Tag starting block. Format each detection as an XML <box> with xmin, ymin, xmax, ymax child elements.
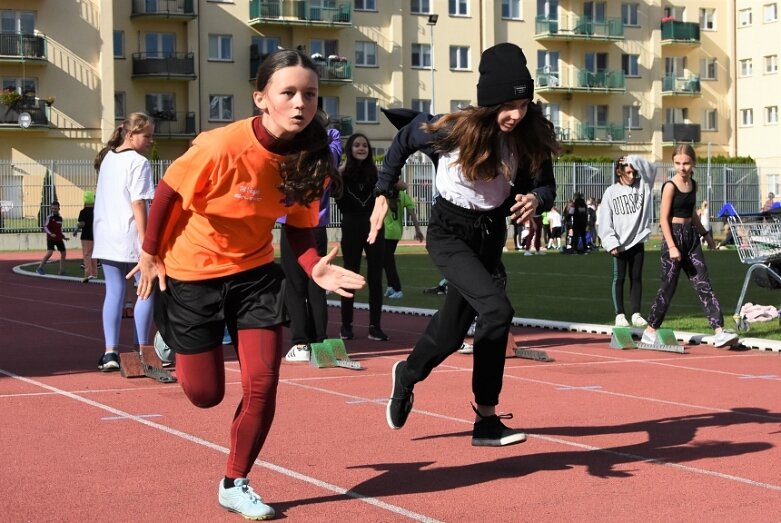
<box><xmin>609</xmin><ymin>327</ymin><xmax>637</xmax><ymax>350</ymax></box>
<box><xmin>120</xmin><ymin>345</ymin><xmax>177</xmax><ymax>383</ymax></box>
<box><xmin>610</xmin><ymin>327</ymin><xmax>685</xmax><ymax>353</ymax></box>
<box><xmin>310</xmin><ymin>339</ymin><xmax>362</xmax><ymax>370</ymax></box>
<box><xmin>505</xmin><ymin>336</ymin><xmax>552</xmax><ymax>362</ymax></box>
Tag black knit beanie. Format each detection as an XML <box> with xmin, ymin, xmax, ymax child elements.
<box><xmin>477</xmin><ymin>43</ymin><xmax>534</xmax><ymax>107</ymax></box>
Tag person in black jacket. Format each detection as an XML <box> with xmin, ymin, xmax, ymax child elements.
<box><xmin>368</xmin><ymin>43</ymin><xmax>558</xmax><ymax>447</ymax></box>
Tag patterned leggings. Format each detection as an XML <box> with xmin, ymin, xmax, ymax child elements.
<box><xmin>647</xmin><ymin>222</ymin><xmax>724</xmax><ymax>329</ymax></box>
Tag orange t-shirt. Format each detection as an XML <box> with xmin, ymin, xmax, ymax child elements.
<box><xmin>160</xmin><ymin>118</ymin><xmax>318</xmax><ymax>281</ymax></box>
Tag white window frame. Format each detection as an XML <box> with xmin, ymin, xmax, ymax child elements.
<box><xmin>768</xmin><ymin>174</ymin><xmax>780</xmax><ymax>196</ymax></box>
<box><xmin>356</xmin><ymin>97</ymin><xmax>378</xmax><ymax>123</ymax></box>
<box><xmin>702</xmin><ymin>109</ymin><xmax>717</xmax><ymax>131</ymax></box>
<box><xmin>586</xmin><ymin>104</ymin><xmax>608</xmax><ymax>127</ymax></box>
<box><xmin>501</xmin><ymin>0</ymin><xmax>522</xmax><ymax>20</ymax></box>
<box><xmin>700</xmin><ymin>58</ymin><xmax>717</xmax><ymax>80</ymax></box>
<box><xmin>411</xmin><ymin>43</ymin><xmax>432</xmax><ymax>68</ymax></box>
<box><xmin>623</xmin><ymin>104</ymin><xmax>640</xmax><ymax>129</ymax></box>
<box><xmin>208</xmin><ymin>95</ymin><xmax>233</xmax><ymax>122</ymax></box>
<box><xmin>355</xmin><ymin>41</ymin><xmax>377</xmax><ymax>67</ymax></box>
<box><xmin>540</xmin><ymin>102</ymin><xmax>561</xmax><ymax>128</ymax></box>
<box><xmin>766</xmin><ymin>106</ymin><xmax>779</xmax><ymax>124</ymax></box>
<box><xmin>354</xmin><ymin>0</ymin><xmax>377</xmax><ymax>10</ymax></box>
<box><xmin>739</xmin><ymin>8</ymin><xmax>753</xmax><ymax>27</ymax></box>
<box><xmin>764</xmin><ymin>3</ymin><xmax>778</xmax><ymax>22</ymax></box>
<box><xmin>449</xmin><ymin>46</ymin><xmax>469</xmax><ymax>70</ymax></box>
<box><xmin>411</xmin><ymin>0</ymin><xmax>431</xmax><ymax>15</ymax></box>
<box><xmin>321</xmin><ymin>96</ymin><xmax>339</xmax><ymax>120</ymax></box>
<box><xmin>740</xmin><ymin>108</ymin><xmax>754</xmax><ymax>127</ymax></box>
<box><xmin>699</xmin><ymin>8</ymin><xmax>716</xmax><ymax>30</ymax></box>
<box><xmin>766</xmin><ymin>55</ymin><xmax>779</xmax><ymax>74</ymax></box>
<box><xmin>449</xmin><ymin>0</ymin><xmax>468</xmax><ymax>17</ymax></box>
<box><xmin>621</xmin><ymin>3</ymin><xmax>639</xmax><ymax>26</ymax></box>
<box><xmin>208</xmin><ymin>34</ymin><xmax>232</xmax><ymax>61</ymax></box>
<box><xmin>622</xmin><ymin>54</ymin><xmax>640</xmax><ymax>77</ymax></box>
<box><xmin>740</xmin><ymin>58</ymin><xmax>753</xmax><ymax>77</ymax></box>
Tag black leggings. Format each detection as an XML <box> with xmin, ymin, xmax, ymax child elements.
<box><xmin>340</xmin><ymin>212</ymin><xmax>384</xmax><ymax>328</ymax></box>
<box><xmin>611</xmin><ymin>242</ymin><xmax>645</xmax><ymax>316</ymax></box>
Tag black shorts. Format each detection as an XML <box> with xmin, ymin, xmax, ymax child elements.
<box><xmin>155</xmin><ymin>262</ymin><xmax>287</xmax><ymax>355</ymax></box>
<box><xmin>47</xmin><ymin>239</ymin><xmax>66</xmax><ymax>252</ymax></box>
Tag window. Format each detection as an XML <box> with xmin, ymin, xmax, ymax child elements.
<box><xmin>449</xmin><ymin>46</ymin><xmax>469</xmax><ymax>70</ymax></box>
<box><xmin>700</xmin><ymin>58</ymin><xmax>717</xmax><ymax>80</ymax></box>
<box><xmin>209</xmin><ymin>95</ymin><xmax>233</xmax><ymax>121</ymax></box>
<box><xmin>114</xmin><ymin>92</ymin><xmax>126</xmax><ymax>120</ymax></box>
<box><xmin>113</xmin><ymin>31</ymin><xmax>124</xmax><ymax>59</ymax></box>
<box><xmin>310</xmin><ymin>39</ymin><xmax>338</xmax><ymax>58</ymax></box>
<box><xmin>537</xmin><ymin>50</ymin><xmax>560</xmax><ymax>86</ymax></box>
<box><xmin>411</xmin><ymin>0</ymin><xmax>431</xmax><ymax>15</ymax></box>
<box><xmin>412</xmin><ymin>99</ymin><xmax>432</xmax><ymax>113</ymax></box>
<box><xmin>2</xmin><ymin>77</ymin><xmax>36</xmax><ymax>96</ymax></box>
<box><xmin>766</xmin><ymin>55</ymin><xmax>779</xmax><ymax>74</ymax></box>
<box><xmin>621</xmin><ymin>3</ymin><xmax>639</xmax><ymax>26</ymax></box>
<box><xmin>700</xmin><ymin>8</ymin><xmax>716</xmax><ymax>30</ymax></box>
<box><xmin>584</xmin><ymin>2</ymin><xmax>606</xmax><ymax>22</ymax></box>
<box><xmin>355</xmin><ymin>41</ymin><xmax>377</xmax><ymax>67</ymax></box>
<box><xmin>145</xmin><ymin>32</ymin><xmax>176</xmax><ymax>57</ymax></box>
<box><xmin>768</xmin><ymin>174</ymin><xmax>780</xmax><ymax>196</ymax></box>
<box><xmin>411</xmin><ymin>43</ymin><xmax>432</xmax><ymax>68</ymax></box>
<box><xmin>208</xmin><ymin>34</ymin><xmax>232</xmax><ymax>61</ymax></box>
<box><xmin>251</xmin><ymin>36</ymin><xmax>280</xmax><ymax>60</ymax></box>
<box><xmin>540</xmin><ymin>102</ymin><xmax>561</xmax><ymax>127</ymax></box>
<box><xmin>767</xmin><ymin>106</ymin><xmax>779</xmax><ymax>124</ymax></box>
<box><xmin>702</xmin><ymin>109</ymin><xmax>717</xmax><ymax>131</ymax></box>
<box><xmin>740</xmin><ymin>58</ymin><xmax>753</xmax><ymax>77</ymax></box>
<box><xmin>449</xmin><ymin>0</ymin><xmax>468</xmax><ymax>16</ymax></box>
<box><xmin>623</xmin><ymin>105</ymin><xmax>640</xmax><ymax>129</ymax></box>
<box><xmin>354</xmin><ymin>0</ymin><xmax>377</xmax><ymax>10</ymax></box>
<box><xmin>740</xmin><ymin>108</ymin><xmax>754</xmax><ymax>126</ymax></box>
<box><xmin>356</xmin><ymin>97</ymin><xmax>378</xmax><ymax>123</ymax></box>
<box><xmin>765</xmin><ymin>3</ymin><xmax>778</xmax><ymax>22</ymax></box>
<box><xmin>665</xmin><ymin>56</ymin><xmax>687</xmax><ymax>76</ymax></box>
<box><xmin>665</xmin><ymin>107</ymin><xmax>688</xmax><ymax>124</ymax></box>
<box><xmin>621</xmin><ymin>54</ymin><xmax>640</xmax><ymax>77</ymax></box>
<box><xmin>586</xmin><ymin>104</ymin><xmax>608</xmax><ymax>126</ymax></box>
<box><xmin>537</xmin><ymin>0</ymin><xmax>558</xmax><ymax>19</ymax></box>
<box><xmin>0</xmin><ymin>10</ymin><xmax>35</xmax><ymax>33</ymax></box>
<box><xmin>585</xmin><ymin>52</ymin><xmax>608</xmax><ymax>73</ymax></box>
<box><xmin>146</xmin><ymin>92</ymin><xmax>176</xmax><ymax>120</ymax></box>
<box><xmin>320</xmin><ymin>96</ymin><xmax>339</xmax><ymax>120</ymax></box>
<box><xmin>450</xmin><ymin>99</ymin><xmax>471</xmax><ymax>111</ymax></box>
<box><xmin>501</xmin><ymin>0</ymin><xmax>521</xmax><ymax>19</ymax></box>
<box><xmin>739</xmin><ymin>8</ymin><xmax>752</xmax><ymax>26</ymax></box>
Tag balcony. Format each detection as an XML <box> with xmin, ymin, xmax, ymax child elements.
<box><xmin>314</xmin><ymin>58</ymin><xmax>352</xmax><ymax>83</ymax></box>
<box><xmin>248</xmin><ymin>1</ymin><xmax>352</xmax><ymax>28</ymax></box>
<box><xmin>329</xmin><ymin>115</ymin><xmax>352</xmax><ymax>136</ymax></box>
<box><xmin>0</xmin><ymin>32</ymin><xmax>47</xmax><ymax>63</ymax></box>
<box><xmin>132</xmin><ymin>52</ymin><xmax>196</xmax><ymax>80</ymax></box>
<box><xmin>556</xmin><ymin>123</ymin><xmax>626</xmax><ymax>144</ymax></box>
<box><xmin>131</xmin><ymin>0</ymin><xmax>197</xmax><ymax>20</ymax></box>
<box><xmin>0</xmin><ymin>97</ymin><xmax>51</xmax><ymax>128</ymax></box>
<box><xmin>661</xmin><ymin>21</ymin><xmax>700</xmax><ymax>45</ymax></box>
<box><xmin>662</xmin><ymin>75</ymin><xmax>701</xmax><ymax>96</ymax></box>
<box><xmin>662</xmin><ymin>123</ymin><xmax>701</xmax><ymax>143</ymax></box>
<box><xmin>151</xmin><ymin>111</ymin><xmax>196</xmax><ymax>138</ymax></box>
<box><xmin>536</xmin><ymin>66</ymin><xmax>625</xmax><ymax>94</ymax></box>
<box><xmin>534</xmin><ymin>15</ymin><xmax>624</xmax><ymax>41</ymax></box>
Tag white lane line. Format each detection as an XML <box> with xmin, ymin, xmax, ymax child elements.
<box><xmin>0</xmin><ymin>367</ymin><xmax>441</xmax><ymax>523</ymax></box>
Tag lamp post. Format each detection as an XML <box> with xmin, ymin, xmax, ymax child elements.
<box><xmin>427</xmin><ymin>14</ymin><xmax>438</xmax><ymax>114</ymax></box>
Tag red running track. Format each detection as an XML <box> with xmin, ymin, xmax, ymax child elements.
<box><xmin>1</xmin><ymin>254</ymin><xmax>781</xmax><ymax>522</ymax></box>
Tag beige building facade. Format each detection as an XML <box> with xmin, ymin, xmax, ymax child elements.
<box><xmin>0</xmin><ymin>0</ymin><xmax>776</xmax><ymax>174</ymax></box>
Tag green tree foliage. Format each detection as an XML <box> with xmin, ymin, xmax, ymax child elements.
<box><xmin>37</xmin><ymin>169</ymin><xmax>59</xmax><ymax>227</ymax></box>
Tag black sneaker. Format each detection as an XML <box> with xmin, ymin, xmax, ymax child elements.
<box><xmin>471</xmin><ymin>405</ymin><xmax>527</xmax><ymax>447</ymax></box>
<box><xmin>386</xmin><ymin>361</ymin><xmax>414</xmax><ymax>429</ymax></box>
<box><xmin>98</xmin><ymin>352</ymin><xmax>120</xmax><ymax>372</ymax></box>
<box><xmin>368</xmin><ymin>325</ymin><xmax>389</xmax><ymax>341</ymax></box>
<box><xmin>340</xmin><ymin>325</ymin><xmax>354</xmax><ymax>340</ymax></box>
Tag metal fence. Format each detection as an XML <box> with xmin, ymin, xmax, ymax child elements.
<box><xmin>0</xmin><ymin>158</ymin><xmax>762</xmax><ymax>233</ymax></box>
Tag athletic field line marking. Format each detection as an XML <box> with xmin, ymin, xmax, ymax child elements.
<box><xmin>0</xmin><ymin>368</ymin><xmax>441</xmax><ymax>523</ymax></box>
<box><xmin>284</xmin><ymin>380</ymin><xmax>781</xmax><ymax>492</ymax></box>
<box><xmin>102</xmin><ymin>414</ymin><xmax>162</xmax><ymax>420</ymax></box>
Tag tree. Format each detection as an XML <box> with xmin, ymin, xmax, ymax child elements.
<box><xmin>37</xmin><ymin>169</ymin><xmax>59</xmax><ymax>228</ymax></box>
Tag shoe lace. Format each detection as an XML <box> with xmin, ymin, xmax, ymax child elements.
<box><xmin>239</xmin><ymin>483</ymin><xmax>264</xmax><ymax>504</ymax></box>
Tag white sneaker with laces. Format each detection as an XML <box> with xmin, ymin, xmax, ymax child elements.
<box><xmin>640</xmin><ymin>330</ymin><xmax>657</xmax><ymax>345</ymax></box>
<box><xmin>456</xmin><ymin>342</ymin><xmax>474</xmax><ymax>354</ymax></box>
<box><xmin>631</xmin><ymin>313</ymin><xmax>648</xmax><ymax>327</ymax></box>
<box><xmin>218</xmin><ymin>478</ymin><xmax>275</xmax><ymax>520</ymax></box>
<box><xmin>615</xmin><ymin>314</ymin><xmax>630</xmax><ymax>327</ymax></box>
<box><xmin>713</xmin><ymin>330</ymin><xmax>739</xmax><ymax>348</ymax></box>
<box><xmin>285</xmin><ymin>344</ymin><xmax>311</xmax><ymax>362</ymax></box>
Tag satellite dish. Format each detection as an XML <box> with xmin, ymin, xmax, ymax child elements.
<box><xmin>18</xmin><ymin>112</ymin><xmax>32</xmax><ymax>128</ymax></box>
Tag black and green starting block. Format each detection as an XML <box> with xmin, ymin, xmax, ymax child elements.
<box><xmin>610</xmin><ymin>327</ymin><xmax>685</xmax><ymax>354</ymax></box>
<box><xmin>309</xmin><ymin>339</ymin><xmax>362</xmax><ymax>370</ymax></box>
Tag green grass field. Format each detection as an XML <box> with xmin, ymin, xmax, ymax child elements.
<box><xmin>30</xmin><ymin>243</ymin><xmax>781</xmax><ymax>340</ymax></box>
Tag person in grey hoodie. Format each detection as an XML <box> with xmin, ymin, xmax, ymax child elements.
<box><xmin>597</xmin><ymin>155</ymin><xmax>657</xmax><ymax>328</ymax></box>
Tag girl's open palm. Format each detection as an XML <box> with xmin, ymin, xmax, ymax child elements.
<box><xmin>312</xmin><ymin>247</ymin><xmax>366</xmax><ymax>297</ymax></box>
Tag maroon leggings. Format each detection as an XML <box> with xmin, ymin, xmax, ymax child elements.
<box><xmin>176</xmin><ymin>327</ymin><xmax>283</xmax><ymax>479</ymax></box>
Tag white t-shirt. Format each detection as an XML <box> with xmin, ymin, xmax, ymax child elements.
<box><xmin>92</xmin><ymin>149</ymin><xmax>156</xmax><ymax>262</ymax></box>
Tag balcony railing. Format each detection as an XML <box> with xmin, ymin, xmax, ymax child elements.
<box><xmin>131</xmin><ymin>0</ymin><xmax>197</xmax><ymax>19</ymax></box>
<box><xmin>132</xmin><ymin>52</ymin><xmax>196</xmax><ymax>79</ymax></box>
<box><xmin>662</xmin><ymin>123</ymin><xmax>701</xmax><ymax>143</ymax></box>
<box><xmin>0</xmin><ymin>97</ymin><xmax>50</xmax><ymax>127</ymax></box>
<box><xmin>556</xmin><ymin>123</ymin><xmax>626</xmax><ymax>143</ymax></box>
<box><xmin>534</xmin><ymin>15</ymin><xmax>624</xmax><ymax>40</ymax></box>
<box><xmin>151</xmin><ymin>111</ymin><xmax>196</xmax><ymax>137</ymax></box>
<box><xmin>315</xmin><ymin>59</ymin><xmax>352</xmax><ymax>82</ymax></box>
<box><xmin>662</xmin><ymin>75</ymin><xmax>701</xmax><ymax>96</ymax></box>
<box><xmin>0</xmin><ymin>32</ymin><xmax>46</xmax><ymax>61</ymax></box>
<box><xmin>249</xmin><ymin>1</ymin><xmax>352</xmax><ymax>26</ymax></box>
<box><xmin>329</xmin><ymin>115</ymin><xmax>352</xmax><ymax>136</ymax></box>
<box><xmin>661</xmin><ymin>21</ymin><xmax>700</xmax><ymax>44</ymax></box>
<box><xmin>535</xmin><ymin>66</ymin><xmax>625</xmax><ymax>93</ymax></box>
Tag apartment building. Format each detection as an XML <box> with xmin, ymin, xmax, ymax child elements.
<box><xmin>0</xmin><ymin>0</ymin><xmax>776</xmax><ymax>171</ymax></box>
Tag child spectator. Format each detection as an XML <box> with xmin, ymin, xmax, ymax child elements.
<box><xmin>383</xmin><ymin>179</ymin><xmax>424</xmax><ymax>299</ymax></box>
<box><xmin>35</xmin><ymin>201</ymin><xmax>67</xmax><ymax>275</ymax></box>
<box><xmin>74</xmin><ymin>191</ymin><xmax>97</xmax><ymax>282</ymax></box>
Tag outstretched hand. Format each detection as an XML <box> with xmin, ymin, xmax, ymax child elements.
<box><xmin>127</xmin><ymin>250</ymin><xmax>167</xmax><ymax>299</ymax></box>
<box><xmin>509</xmin><ymin>193</ymin><xmax>539</xmax><ymax>224</ymax></box>
<box><xmin>368</xmin><ymin>195</ymin><xmax>388</xmax><ymax>244</ymax></box>
<box><xmin>312</xmin><ymin>247</ymin><xmax>365</xmax><ymax>297</ymax></box>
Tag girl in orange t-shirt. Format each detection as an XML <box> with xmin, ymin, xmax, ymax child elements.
<box><xmin>132</xmin><ymin>50</ymin><xmax>364</xmax><ymax>520</ymax></box>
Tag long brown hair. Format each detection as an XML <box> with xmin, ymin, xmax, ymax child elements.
<box><xmin>671</xmin><ymin>143</ymin><xmax>697</xmax><ymax>164</ymax></box>
<box><xmin>341</xmin><ymin>133</ymin><xmax>377</xmax><ymax>186</ymax></box>
<box><xmin>94</xmin><ymin>112</ymin><xmax>153</xmax><ymax>171</ymax></box>
<box><xmin>256</xmin><ymin>49</ymin><xmax>340</xmax><ymax>205</ymax></box>
<box><xmin>423</xmin><ymin>101</ymin><xmax>558</xmax><ymax>182</ymax></box>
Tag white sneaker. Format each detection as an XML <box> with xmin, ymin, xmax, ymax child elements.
<box><xmin>153</xmin><ymin>331</ymin><xmax>175</xmax><ymax>366</ymax></box>
<box><xmin>615</xmin><ymin>314</ymin><xmax>630</xmax><ymax>327</ymax></box>
<box><xmin>631</xmin><ymin>313</ymin><xmax>648</xmax><ymax>327</ymax></box>
<box><xmin>456</xmin><ymin>342</ymin><xmax>474</xmax><ymax>354</ymax></box>
<box><xmin>640</xmin><ymin>330</ymin><xmax>657</xmax><ymax>345</ymax></box>
<box><xmin>384</xmin><ymin>286</ymin><xmax>395</xmax><ymax>297</ymax></box>
<box><xmin>218</xmin><ymin>478</ymin><xmax>275</xmax><ymax>520</ymax></box>
<box><xmin>713</xmin><ymin>330</ymin><xmax>739</xmax><ymax>348</ymax></box>
<box><xmin>388</xmin><ymin>290</ymin><xmax>404</xmax><ymax>299</ymax></box>
<box><xmin>285</xmin><ymin>344</ymin><xmax>311</xmax><ymax>362</ymax></box>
